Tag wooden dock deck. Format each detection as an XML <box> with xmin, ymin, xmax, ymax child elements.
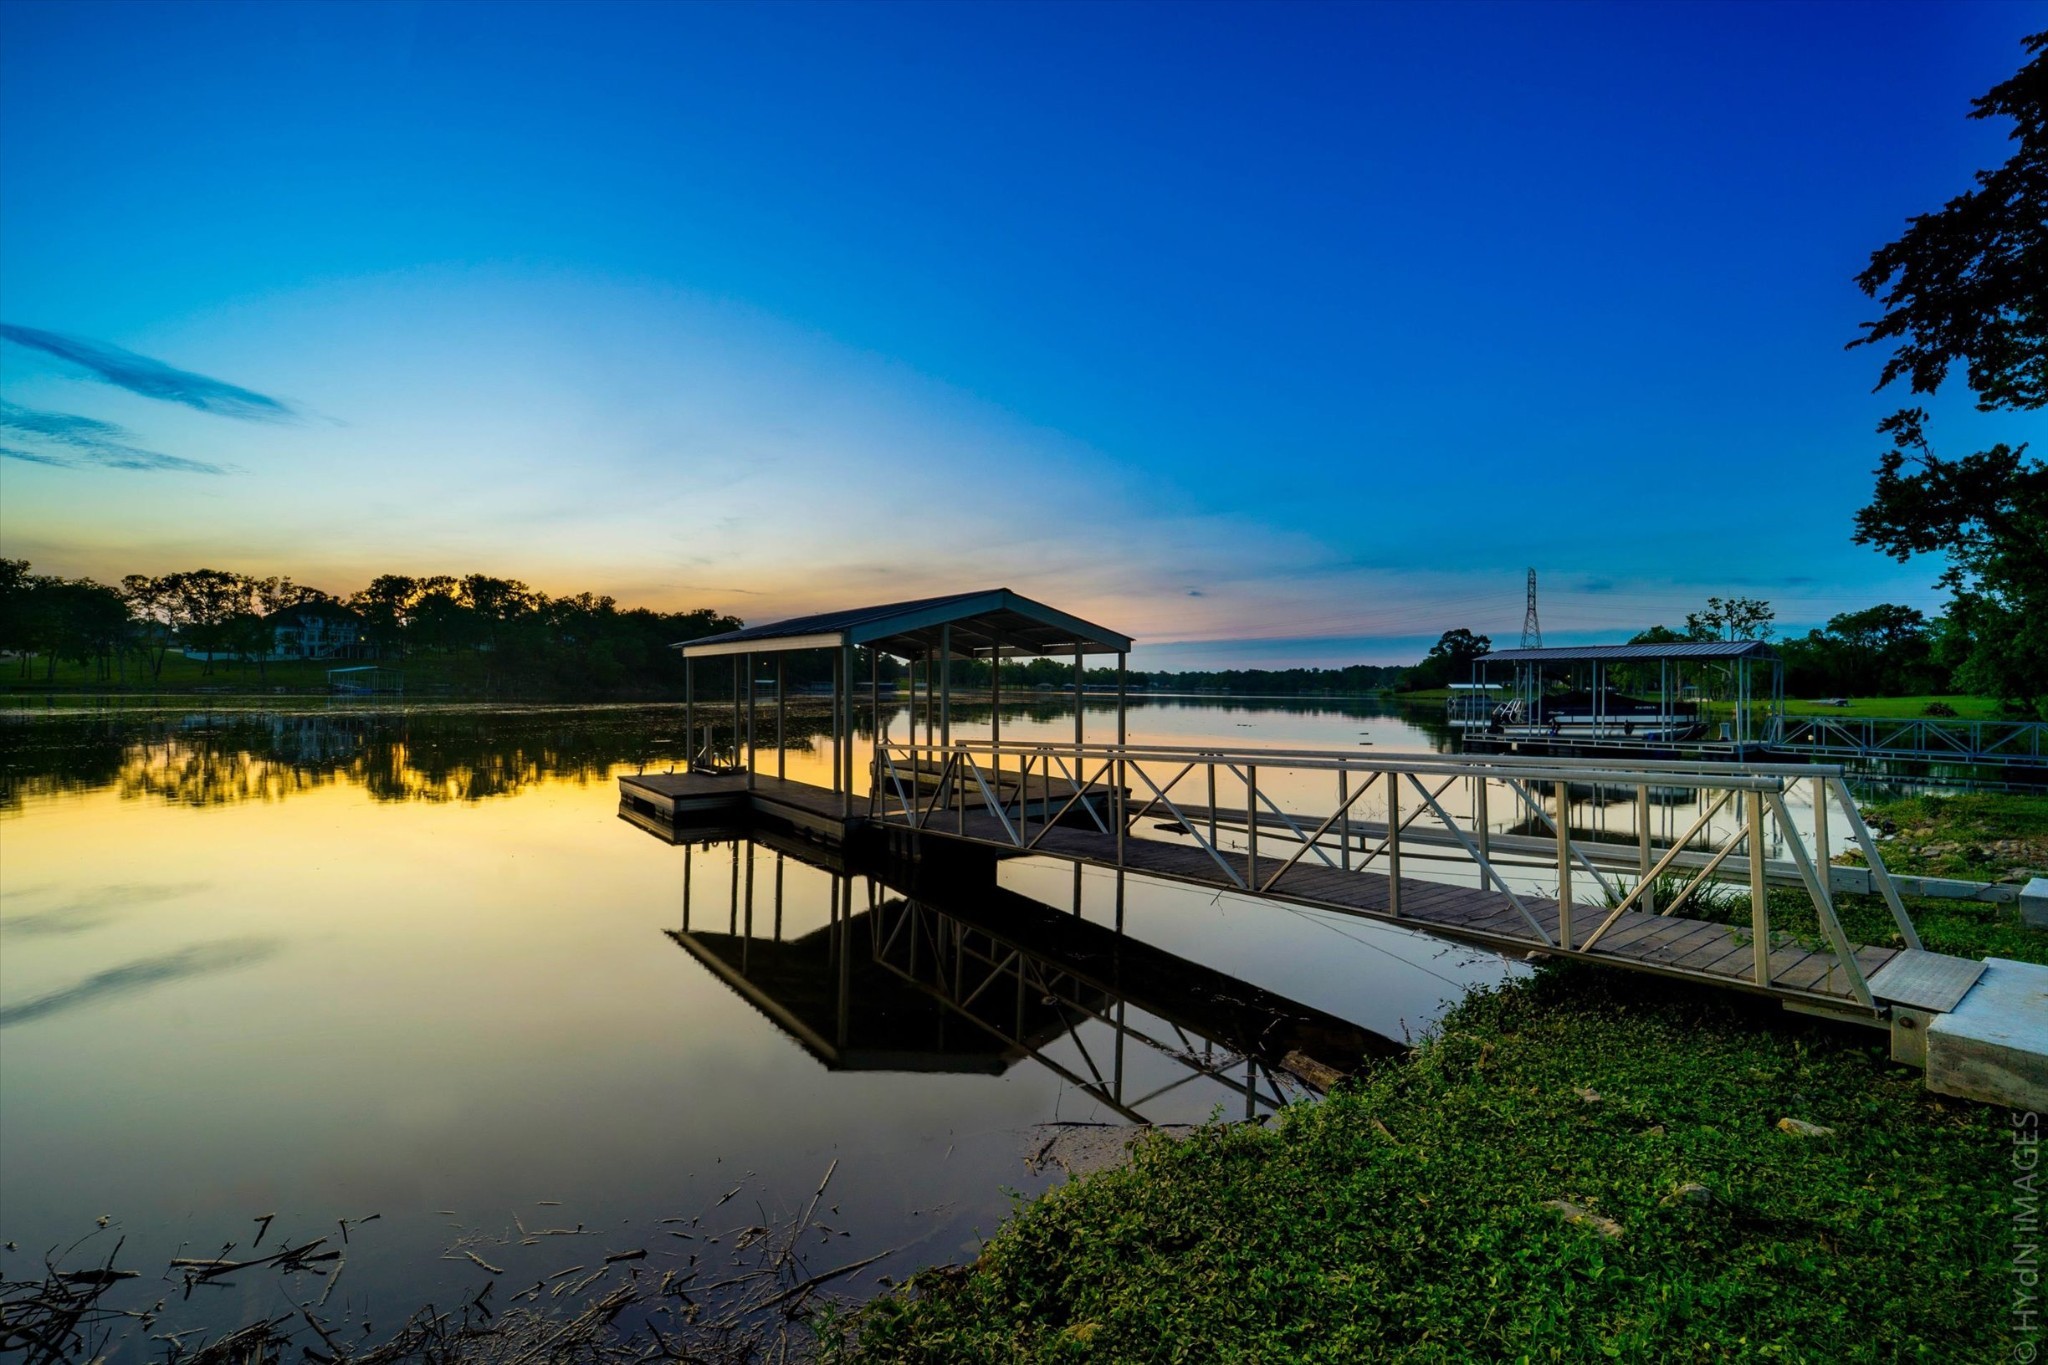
<box><xmin>621</xmin><ymin>769</ymin><xmax>1980</xmax><ymax>1020</ymax></box>
<box><xmin>934</xmin><ymin>806</ymin><xmax>1906</xmax><ymax>1011</ymax></box>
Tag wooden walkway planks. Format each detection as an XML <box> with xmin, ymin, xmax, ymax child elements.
<box><xmin>929</xmin><ymin>806</ymin><xmax>1900</xmax><ymax>1008</ymax></box>
<box><xmin>621</xmin><ymin>770</ymin><xmax>1917</xmax><ymax>1013</ymax></box>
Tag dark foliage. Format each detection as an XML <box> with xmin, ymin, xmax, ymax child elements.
<box><xmin>1851</xmin><ymin>30</ymin><xmax>2046</xmax><ymax>410</ymax></box>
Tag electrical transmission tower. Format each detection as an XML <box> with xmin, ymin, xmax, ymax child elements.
<box><xmin>1521</xmin><ymin>569</ymin><xmax>1543</xmax><ymax>649</ymax></box>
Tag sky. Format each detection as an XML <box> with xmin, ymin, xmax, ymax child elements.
<box><xmin>0</xmin><ymin>0</ymin><xmax>2040</xmax><ymax>668</ymax></box>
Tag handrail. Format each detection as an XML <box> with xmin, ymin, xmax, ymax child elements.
<box><xmin>913</xmin><ymin>736</ymin><xmax>1846</xmax><ymax>775</ymax></box>
<box><xmin>880</xmin><ymin>739</ymin><xmax>1799</xmax><ymax>791</ymax></box>
<box><xmin>864</xmin><ymin>736</ymin><xmax>1911</xmax><ymax>1014</ymax></box>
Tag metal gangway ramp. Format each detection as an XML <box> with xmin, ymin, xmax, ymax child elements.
<box><xmin>872</xmin><ymin>739</ymin><xmax>1986</xmax><ymax>1030</ymax></box>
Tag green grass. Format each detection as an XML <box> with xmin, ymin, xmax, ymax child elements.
<box><xmin>1779</xmin><ymin>694</ymin><xmax>2010</xmax><ymax>720</ymax></box>
<box><xmin>1396</xmin><ymin>691</ymin><xmax>2008</xmax><ymax>719</ymax></box>
<box><xmin>3</xmin><ymin>651</ymin><xmax>374</xmax><ymax>693</ymax></box>
<box><xmin>1641</xmin><ymin>792</ymin><xmax>2047</xmax><ymax>961</ymax></box>
<box><xmin>1</xmin><ymin>651</ymin><xmax>480</xmax><ymax>696</ymax></box>
<box><xmin>1691</xmin><ymin>886</ymin><xmax>2048</xmax><ymax>965</ymax></box>
<box><xmin>827</xmin><ymin>968</ymin><xmax>2016</xmax><ymax>1364</ymax></box>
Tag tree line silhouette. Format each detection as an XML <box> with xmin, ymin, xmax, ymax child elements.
<box><xmin>0</xmin><ymin>561</ymin><xmax>741</xmax><ymax>697</ymax></box>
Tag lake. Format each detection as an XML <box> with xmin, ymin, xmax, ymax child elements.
<box><xmin>1</xmin><ymin>695</ymin><xmax>1529</xmax><ymax>1351</ymax></box>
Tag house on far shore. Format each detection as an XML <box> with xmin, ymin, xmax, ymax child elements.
<box><xmin>268</xmin><ymin>600</ymin><xmax>369</xmax><ymax>660</ymax></box>
<box><xmin>183</xmin><ymin>599</ymin><xmax>372</xmax><ymax>662</ymax></box>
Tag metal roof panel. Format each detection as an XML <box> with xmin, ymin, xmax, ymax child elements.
<box><xmin>675</xmin><ymin>588</ymin><xmax>1133</xmax><ymax>657</ymax></box>
<box><xmin>1483</xmin><ymin>641</ymin><xmax>1780</xmax><ymax>663</ymax></box>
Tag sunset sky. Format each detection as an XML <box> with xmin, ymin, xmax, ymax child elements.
<box><xmin>0</xmin><ymin>1</ymin><xmax>2037</xmax><ymax>668</ymax></box>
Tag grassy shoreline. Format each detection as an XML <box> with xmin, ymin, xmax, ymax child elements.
<box><xmin>826</xmin><ymin>965</ymin><xmax>2023</xmax><ymax>1363</ymax></box>
<box><xmin>826</xmin><ymin>797</ymin><xmax>2047</xmax><ymax>1362</ymax></box>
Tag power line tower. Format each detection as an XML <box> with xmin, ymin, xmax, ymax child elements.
<box><xmin>1521</xmin><ymin>568</ymin><xmax>1543</xmax><ymax>649</ymax></box>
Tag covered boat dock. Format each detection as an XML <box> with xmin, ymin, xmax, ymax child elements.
<box><xmin>1458</xmin><ymin>639</ymin><xmax>1784</xmax><ymax>753</ymax></box>
<box><xmin>671</xmin><ymin>588</ymin><xmax>1135</xmax><ymax>819</ymax></box>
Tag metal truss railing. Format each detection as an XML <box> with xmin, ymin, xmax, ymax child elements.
<box><xmin>875</xmin><ymin>740</ymin><xmax>1920</xmax><ymax>1011</ymax></box>
<box><xmin>1773</xmin><ymin>716</ymin><xmax>2047</xmax><ymax>767</ymax></box>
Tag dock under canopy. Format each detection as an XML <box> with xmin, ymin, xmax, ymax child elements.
<box><xmin>669</xmin><ymin>588</ymin><xmax>1135</xmax><ymax>814</ymax></box>
<box><xmin>1469</xmin><ymin>639</ymin><xmax>1783</xmax><ymax>745</ymax></box>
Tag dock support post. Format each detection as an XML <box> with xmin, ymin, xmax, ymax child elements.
<box><xmin>776</xmin><ymin>655</ymin><xmax>786</xmax><ymax>781</ymax></box>
<box><xmin>913</xmin><ymin>650</ymin><xmax>926</xmax><ymax>809</ymax></box>
<box><xmin>1812</xmin><ymin>774</ymin><xmax>1830</xmax><ymax>899</ymax></box>
<box><xmin>1338</xmin><ymin>768</ymin><xmax>1351</xmax><ymax>871</ymax></box>
<box><xmin>1207</xmin><ymin>763</ymin><xmax>1218</xmax><ymax>853</ymax></box>
<box><xmin>1637</xmin><ymin>783</ymin><xmax>1653</xmax><ymax>914</ymax></box>
<box><xmin>1475</xmin><ymin>775</ymin><xmax>1489</xmax><ymax>866</ymax></box>
<box><xmin>1074</xmin><ymin>645</ymin><xmax>1085</xmax><ymax>820</ymax></box>
<box><xmin>1750</xmin><ymin>793</ymin><xmax>1771</xmax><ymax>984</ymax></box>
<box><xmin>684</xmin><ymin>657</ymin><xmax>695</xmax><ymax>772</ymax></box>
<box><xmin>745</xmin><ymin>651</ymin><xmax>756</xmax><ymax>790</ymax></box>
<box><xmin>841</xmin><ymin>643</ymin><xmax>855</xmax><ymax>819</ymax></box>
<box><xmin>1246</xmin><ymin>764</ymin><xmax>1259</xmax><ymax>888</ymax></box>
<box><xmin>742</xmin><ymin>842</ymin><xmax>754</xmax><ymax>971</ymax></box>
<box><xmin>1115</xmin><ymin>651</ymin><xmax>1127</xmax><ymax>865</ymax></box>
<box><xmin>732</xmin><ymin>657</ymin><xmax>742</xmax><ymax>774</ymax></box>
<box><xmin>1388</xmin><ymin>777</ymin><xmax>1401</xmax><ymax>916</ymax></box>
<box><xmin>940</xmin><ymin>626</ymin><xmax>958</xmax><ymax>831</ymax></box>
<box><xmin>870</xmin><ymin>646</ymin><xmax>881</xmax><ymax>816</ymax></box>
<box><xmin>1555</xmin><ymin>780</ymin><xmax>1571</xmax><ymax>949</ymax></box>
<box><xmin>828</xmin><ymin>651</ymin><xmax>841</xmax><ymax>795</ymax></box>
<box><xmin>835</xmin><ymin>876</ymin><xmax>851</xmax><ymax>1048</ymax></box>
<box><xmin>991</xmin><ymin>645</ymin><xmax>1002</xmax><ymax>804</ymax></box>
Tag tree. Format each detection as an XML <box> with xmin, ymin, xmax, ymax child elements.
<box><xmin>1849</xmin><ymin>31</ymin><xmax>2048</xmax><ymax>712</ymax></box>
<box><xmin>1851</xmin><ymin>31</ymin><xmax>2046</xmax><ymax>411</ymax></box>
<box><xmin>1405</xmin><ymin>628</ymin><xmax>1491</xmax><ymax>691</ymax></box>
<box><xmin>160</xmin><ymin>569</ymin><xmax>244</xmax><ymax>674</ymax></box>
<box><xmin>0</xmin><ymin>559</ymin><xmax>33</xmax><ymax>669</ymax></box>
<box><xmin>46</xmin><ymin>578</ymin><xmax>130</xmax><ymax>682</ymax></box>
<box><xmin>1683</xmin><ymin>596</ymin><xmax>1775</xmax><ymax>642</ymax></box>
<box><xmin>120</xmin><ymin>574</ymin><xmax>182</xmax><ymax>682</ymax></box>
<box><xmin>1777</xmin><ymin>603</ymin><xmax>1946</xmax><ymax>698</ymax></box>
<box><xmin>1854</xmin><ymin>412</ymin><xmax>2046</xmax><ymax>711</ymax></box>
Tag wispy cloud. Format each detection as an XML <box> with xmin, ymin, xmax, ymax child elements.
<box><xmin>0</xmin><ymin>323</ymin><xmax>295</xmax><ymax>421</ymax></box>
<box><xmin>0</xmin><ymin>400</ymin><xmax>233</xmax><ymax>474</ymax></box>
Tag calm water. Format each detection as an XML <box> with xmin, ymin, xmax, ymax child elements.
<box><xmin>1</xmin><ymin>696</ymin><xmax>1522</xmax><ymax>1349</ymax></box>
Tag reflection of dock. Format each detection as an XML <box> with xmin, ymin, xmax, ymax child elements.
<box><xmin>661</xmin><ymin>839</ymin><xmax>1393</xmax><ymax>1120</ymax></box>
<box><xmin>619</xmin><ymin>589</ymin><xmax>2041</xmax><ymax>1111</ymax></box>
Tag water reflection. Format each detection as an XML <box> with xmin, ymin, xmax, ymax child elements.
<box><xmin>0</xmin><ymin>696</ymin><xmax>1454</xmax><ymax>814</ymax></box>
<box><xmin>660</xmin><ymin>832</ymin><xmax>1402</xmax><ymax>1124</ymax></box>
<box><xmin>0</xmin><ymin>698</ymin><xmax>1501</xmax><ymax>1357</ymax></box>
<box><xmin>1</xmin><ymin>705</ymin><xmax>725</xmax><ymax>809</ymax></box>
<box><xmin>0</xmin><ymin>881</ymin><xmax>211</xmax><ymax>937</ymax></box>
<box><xmin>0</xmin><ymin>936</ymin><xmax>281</xmax><ymax>1028</ymax></box>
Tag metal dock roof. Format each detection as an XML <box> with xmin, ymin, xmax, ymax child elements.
<box><xmin>1484</xmin><ymin>640</ymin><xmax>1779</xmax><ymax>664</ymax></box>
<box><xmin>675</xmin><ymin>588</ymin><xmax>1133</xmax><ymax>659</ymax></box>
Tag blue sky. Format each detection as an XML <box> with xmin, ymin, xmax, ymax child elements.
<box><xmin>0</xmin><ymin>1</ymin><xmax>2039</xmax><ymax>667</ymax></box>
